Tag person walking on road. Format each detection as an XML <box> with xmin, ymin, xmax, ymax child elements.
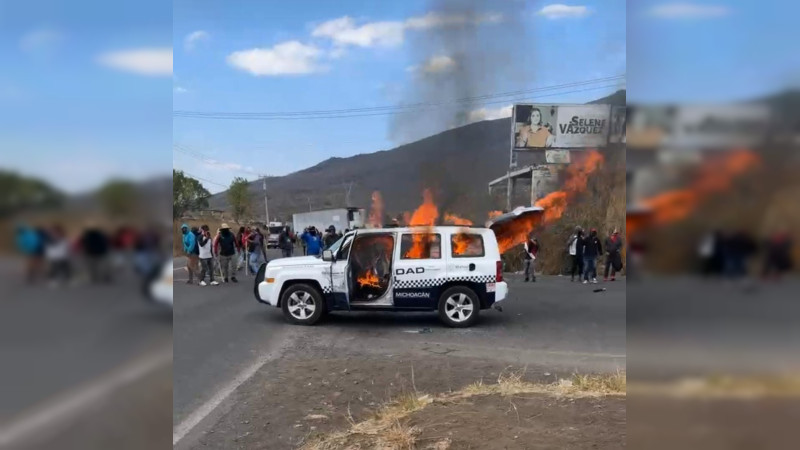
<box><xmin>581</xmin><ymin>228</ymin><xmax>602</xmax><ymax>284</ymax></box>
<box><xmin>301</xmin><ymin>226</ymin><xmax>323</xmax><ymax>256</ymax></box>
<box><xmin>214</xmin><ymin>223</ymin><xmax>238</xmax><ymax>283</ymax></box>
<box><xmin>278</xmin><ymin>226</ymin><xmax>294</xmax><ymax>258</ymax></box>
<box><xmin>603</xmin><ymin>228</ymin><xmax>623</xmax><ymax>281</ymax></box>
<box><xmin>567</xmin><ymin>226</ymin><xmax>584</xmax><ymax>282</ymax></box>
<box><xmin>197</xmin><ymin>225</ymin><xmax>219</xmax><ymax>286</ymax></box>
<box><xmin>44</xmin><ymin>224</ymin><xmax>72</xmax><ymax>286</ymax></box>
<box><xmin>523</xmin><ymin>234</ymin><xmax>539</xmax><ymax>282</ymax></box>
<box><xmin>16</xmin><ymin>224</ymin><xmax>45</xmax><ymax>283</ymax></box>
<box><xmin>180</xmin><ymin>224</ymin><xmax>199</xmax><ymax>284</ymax></box>
<box><xmin>247</xmin><ymin>227</ymin><xmax>266</xmax><ymax>274</ymax></box>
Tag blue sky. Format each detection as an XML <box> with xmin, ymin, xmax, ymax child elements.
<box><xmin>173</xmin><ymin>0</ymin><xmax>627</xmax><ymax>193</ymax></box>
<box><xmin>0</xmin><ymin>0</ymin><xmax>172</xmax><ymax>193</ymax></box>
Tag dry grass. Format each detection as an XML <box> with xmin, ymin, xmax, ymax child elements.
<box><xmin>299</xmin><ymin>370</ymin><xmax>625</xmax><ymax>450</ymax></box>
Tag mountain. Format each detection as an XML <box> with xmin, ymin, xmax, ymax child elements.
<box><xmin>206</xmin><ymin>90</ymin><xmax>627</xmax><ymax>222</ymax></box>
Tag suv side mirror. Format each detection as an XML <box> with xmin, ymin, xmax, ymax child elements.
<box><xmin>322</xmin><ymin>250</ymin><xmax>335</xmax><ymax>262</ymax></box>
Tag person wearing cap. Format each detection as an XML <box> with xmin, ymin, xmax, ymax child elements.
<box><xmin>580</xmin><ymin>228</ymin><xmax>603</xmax><ymax>284</ymax></box>
<box><xmin>323</xmin><ymin>225</ymin><xmax>339</xmax><ymax>250</ymax></box>
<box><xmin>214</xmin><ymin>223</ymin><xmax>238</xmax><ymax>283</ymax></box>
<box><xmin>300</xmin><ymin>226</ymin><xmax>323</xmax><ymax>256</ymax></box>
<box><xmin>603</xmin><ymin>228</ymin><xmax>623</xmax><ymax>281</ymax></box>
<box><xmin>197</xmin><ymin>225</ymin><xmax>219</xmax><ymax>286</ymax></box>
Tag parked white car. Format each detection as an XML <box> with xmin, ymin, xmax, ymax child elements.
<box><xmin>254</xmin><ymin>226</ymin><xmax>507</xmax><ymax>327</ymax></box>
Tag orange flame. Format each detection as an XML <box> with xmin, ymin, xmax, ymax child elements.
<box><xmin>488</xmin><ymin>210</ymin><xmax>503</xmax><ymax>219</ymax></box>
<box><xmin>444</xmin><ymin>213</ymin><xmax>473</xmax><ymax>226</ymax></box>
<box><xmin>643</xmin><ymin>149</ymin><xmax>760</xmax><ymax>225</ymax></box>
<box><xmin>356</xmin><ymin>269</ymin><xmax>381</xmax><ymax>289</ymax></box>
<box><xmin>404</xmin><ymin>189</ymin><xmax>440</xmax><ymax>259</ymax></box>
<box><xmin>452</xmin><ymin>229</ymin><xmax>478</xmax><ymax>255</ymax></box>
<box><xmin>368</xmin><ymin>191</ymin><xmax>384</xmax><ymax>228</ymax></box>
<box><xmin>493</xmin><ymin>212</ymin><xmax>544</xmax><ymax>254</ymax></box>
<box><xmin>534</xmin><ymin>150</ymin><xmax>604</xmax><ymax>223</ymax></box>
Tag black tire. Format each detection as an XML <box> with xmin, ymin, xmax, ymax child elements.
<box><xmin>280</xmin><ymin>283</ymin><xmax>325</xmax><ymax>325</ymax></box>
<box><xmin>437</xmin><ymin>286</ymin><xmax>480</xmax><ymax>328</ymax></box>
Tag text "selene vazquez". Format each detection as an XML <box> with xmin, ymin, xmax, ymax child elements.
<box><xmin>560</xmin><ymin>117</ymin><xmax>607</xmax><ymax>134</ymax></box>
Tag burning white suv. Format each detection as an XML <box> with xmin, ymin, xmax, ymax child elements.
<box><xmin>254</xmin><ymin>226</ymin><xmax>507</xmax><ymax>327</ymax></box>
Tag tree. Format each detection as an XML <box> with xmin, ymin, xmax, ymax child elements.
<box><xmin>0</xmin><ymin>170</ymin><xmax>64</xmax><ymax>217</ymax></box>
<box><xmin>96</xmin><ymin>179</ymin><xmax>138</xmax><ymax>217</ymax></box>
<box><xmin>173</xmin><ymin>170</ymin><xmax>210</xmax><ymax>219</ymax></box>
<box><xmin>227</xmin><ymin>177</ymin><xmax>251</xmax><ymax>221</ymax></box>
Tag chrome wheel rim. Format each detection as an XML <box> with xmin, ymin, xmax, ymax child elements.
<box><xmin>288</xmin><ymin>291</ymin><xmax>315</xmax><ymax>320</ymax></box>
<box><xmin>445</xmin><ymin>293</ymin><xmax>474</xmax><ymax>322</ymax></box>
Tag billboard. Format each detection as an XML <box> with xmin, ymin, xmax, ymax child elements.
<box><xmin>513</xmin><ymin>104</ymin><xmax>611</xmax><ymax>150</ymax></box>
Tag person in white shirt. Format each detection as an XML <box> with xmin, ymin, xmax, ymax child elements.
<box><xmin>45</xmin><ymin>225</ymin><xmax>71</xmax><ymax>286</ymax></box>
<box><xmin>523</xmin><ymin>234</ymin><xmax>539</xmax><ymax>282</ymax></box>
<box><xmin>566</xmin><ymin>226</ymin><xmax>584</xmax><ymax>282</ymax></box>
<box><xmin>197</xmin><ymin>225</ymin><xmax>219</xmax><ymax>286</ymax></box>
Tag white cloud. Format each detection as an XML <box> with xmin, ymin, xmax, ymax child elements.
<box><xmin>537</xmin><ymin>4</ymin><xmax>591</xmax><ymax>19</ymax></box>
<box><xmin>312</xmin><ymin>16</ymin><xmax>404</xmax><ymax>48</ymax></box>
<box><xmin>227</xmin><ymin>41</ymin><xmax>324</xmax><ymax>76</ymax></box>
<box><xmin>312</xmin><ymin>11</ymin><xmax>503</xmax><ymax>49</ymax></box>
<box><xmin>649</xmin><ymin>3</ymin><xmax>729</xmax><ymax>19</ymax></box>
<box><xmin>97</xmin><ymin>48</ymin><xmax>173</xmax><ymax>76</ymax></box>
<box><xmin>174</xmin><ymin>86</ymin><xmax>188</xmax><ymax>94</ymax></box>
<box><xmin>467</xmin><ymin>104</ymin><xmax>512</xmax><ymax>123</ymax></box>
<box><xmin>184</xmin><ymin>30</ymin><xmax>210</xmax><ymax>51</ymax></box>
<box><xmin>19</xmin><ymin>28</ymin><xmax>62</xmax><ymax>52</ymax></box>
<box><xmin>408</xmin><ymin>55</ymin><xmax>456</xmax><ymax>75</ymax></box>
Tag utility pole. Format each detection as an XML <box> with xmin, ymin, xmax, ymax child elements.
<box><xmin>262</xmin><ymin>176</ymin><xmax>270</xmax><ymax>224</ymax></box>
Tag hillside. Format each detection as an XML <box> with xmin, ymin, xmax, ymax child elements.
<box><xmin>207</xmin><ymin>90</ymin><xmax>627</xmax><ymax>222</ymax></box>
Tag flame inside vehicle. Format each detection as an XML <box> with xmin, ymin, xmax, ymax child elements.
<box><xmin>356</xmin><ymin>269</ymin><xmax>381</xmax><ymax>289</ymax></box>
<box><xmin>405</xmin><ymin>189</ymin><xmax>439</xmax><ymax>259</ymax></box>
<box><xmin>368</xmin><ymin>191</ymin><xmax>384</xmax><ymax>227</ymax></box>
<box><xmin>534</xmin><ymin>150</ymin><xmax>604</xmax><ymax>223</ymax></box>
<box><xmin>642</xmin><ymin>149</ymin><xmax>760</xmax><ymax>226</ymax></box>
<box><xmin>452</xmin><ymin>230</ymin><xmax>477</xmax><ymax>255</ymax></box>
<box><xmin>444</xmin><ymin>213</ymin><xmax>473</xmax><ymax>226</ymax></box>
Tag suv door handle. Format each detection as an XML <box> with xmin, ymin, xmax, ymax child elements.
<box><xmin>469</xmin><ymin>263</ymin><xmax>476</xmax><ymax>271</ymax></box>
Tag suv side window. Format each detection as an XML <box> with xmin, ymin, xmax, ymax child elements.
<box><xmin>451</xmin><ymin>233</ymin><xmax>485</xmax><ymax>257</ymax></box>
<box><xmin>400</xmin><ymin>233</ymin><xmax>441</xmax><ymax>259</ymax></box>
<box><xmin>335</xmin><ymin>233</ymin><xmax>355</xmax><ymax>260</ymax></box>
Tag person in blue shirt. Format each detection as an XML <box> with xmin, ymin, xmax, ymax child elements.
<box><xmin>16</xmin><ymin>224</ymin><xmax>45</xmax><ymax>283</ymax></box>
<box><xmin>300</xmin><ymin>226</ymin><xmax>323</xmax><ymax>256</ymax></box>
<box><xmin>181</xmin><ymin>224</ymin><xmax>199</xmax><ymax>284</ymax></box>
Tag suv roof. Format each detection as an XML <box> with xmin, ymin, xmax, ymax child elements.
<box><xmin>354</xmin><ymin>226</ymin><xmax>490</xmax><ymax>234</ymax></box>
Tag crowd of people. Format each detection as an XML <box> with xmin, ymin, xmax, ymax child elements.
<box><xmin>15</xmin><ymin>222</ymin><xmax>164</xmax><ymax>287</ymax></box>
<box><xmin>179</xmin><ymin>223</ymin><xmax>346</xmax><ymax>286</ymax></box>
<box><xmin>697</xmin><ymin>229</ymin><xmax>794</xmax><ymax>281</ymax></box>
<box><xmin>564</xmin><ymin>226</ymin><xmax>624</xmax><ymax>284</ymax></box>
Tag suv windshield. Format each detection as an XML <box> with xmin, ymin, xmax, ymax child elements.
<box><xmin>268</xmin><ymin>226</ymin><xmax>283</xmax><ymax>234</ymax></box>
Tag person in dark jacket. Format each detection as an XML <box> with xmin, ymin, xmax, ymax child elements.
<box><xmin>278</xmin><ymin>226</ymin><xmax>294</xmax><ymax>258</ymax></box>
<box><xmin>214</xmin><ymin>223</ymin><xmax>238</xmax><ymax>283</ymax></box>
<box><xmin>603</xmin><ymin>228</ymin><xmax>623</xmax><ymax>281</ymax></box>
<box><xmin>523</xmin><ymin>235</ymin><xmax>539</xmax><ymax>282</ymax></box>
<box><xmin>581</xmin><ymin>228</ymin><xmax>602</xmax><ymax>284</ymax></box>
<box><xmin>82</xmin><ymin>224</ymin><xmax>111</xmax><ymax>283</ymax></box>
<box><xmin>323</xmin><ymin>225</ymin><xmax>340</xmax><ymax>250</ymax></box>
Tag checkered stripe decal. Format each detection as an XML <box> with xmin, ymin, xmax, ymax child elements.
<box><xmin>322</xmin><ymin>285</ymin><xmax>332</xmax><ymax>294</ymax></box>
<box><xmin>394</xmin><ymin>275</ymin><xmax>495</xmax><ymax>290</ymax></box>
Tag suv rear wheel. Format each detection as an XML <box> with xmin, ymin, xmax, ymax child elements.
<box><xmin>281</xmin><ymin>283</ymin><xmax>324</xmax><ymax>325</ymax></box>
<box><xmin>438</xmin><ymin>286</ymin><xmax>480</xmax><ymax>328</ymax></box>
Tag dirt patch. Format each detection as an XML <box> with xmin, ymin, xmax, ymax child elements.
<box><xmin>186</xmin><ymin>352</ymin><xmax>625</xmax><ymax>450</ymax></box>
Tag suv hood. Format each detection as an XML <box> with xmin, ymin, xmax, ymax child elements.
<box><xmin>267</xmin><ymin>255</ymin><xmax>326</xmax><ymax>269</ymax></box>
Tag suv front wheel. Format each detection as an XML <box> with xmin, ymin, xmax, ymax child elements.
<box><xmin>281</xmin><ymin>283</ymin><xmax>324</xmax><ymax>325</ymax></box>
<box><xmin>438</xmin><ymin>286</ymin><xmax>480</xmax><ymax>328</ymax></box>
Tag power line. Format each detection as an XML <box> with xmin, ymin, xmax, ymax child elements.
<box><xmin>173</xmin><ymin>144</ymin><xmax>266</xmax><ymax>177</ymax></box>
<box><xmin>177</xmin><ymin>170</ymin><xmax>228</xmax><ymax>189</ymax></box>
<box><xmin>173</xmin><ymin>75</ymin><xmax>625</xmax><ymax>120</ymax></box>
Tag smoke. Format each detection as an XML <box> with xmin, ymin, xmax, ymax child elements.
<box><xmin>390</xmin><ymin>0</ymin><xmax>528</xmax><ymax>144</ymax></box>
<box><xmin>390</xmin><ymin>0</ymin><xmax>529</xmax><ymax>217</ymax></box>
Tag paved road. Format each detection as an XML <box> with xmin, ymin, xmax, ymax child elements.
<box><xmin>173</xmin><ymin>249</ymin><xmax>626</xmax><ymax>430</ymax></box>
<box><xmin>0</xmin><ymin>257</ymin><xmax>172</xmax><ymax>448</ymax></box>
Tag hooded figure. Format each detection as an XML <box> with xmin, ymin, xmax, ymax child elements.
<box><xmin>181</xmin><ymin>224</ymin><xmax>196</xmax><ymax>255</ymax></box>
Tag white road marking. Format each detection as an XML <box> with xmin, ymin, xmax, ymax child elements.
<box><xmin>0</xmin><ymin>345</ymin><xmax>172</xmax><ymax>447</ymax></box>
<box><xmin>172</xmin><ymin>330</ymin><xmax>297</xmax><ymax>446</ymax></box>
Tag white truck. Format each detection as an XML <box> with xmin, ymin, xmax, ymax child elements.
<box><xmin>254</xmin><ymin>226</ymin><xmax>507</xmax><ymax>327</ymax></box>
<box><xmin>292</xmin><ymin>208</ymin><xmax>365</xmax><ymax>235</ymax></box>
<box><xmin>266</xmin><ymin>221</ymin><xmax>287</xmax><ymax>249</ymax></box>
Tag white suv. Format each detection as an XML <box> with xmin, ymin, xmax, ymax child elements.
<box><xmin>254</xmin><ymin>226</ymin><xmax>508</xmax><ymax>327</ymax></box>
